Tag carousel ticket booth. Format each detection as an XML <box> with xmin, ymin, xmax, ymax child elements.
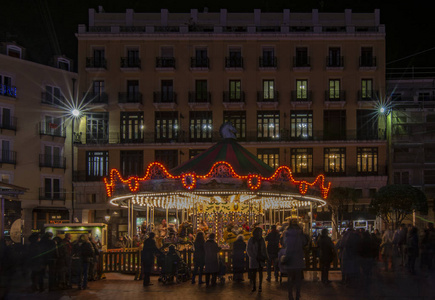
<box><xmin>44</xmin><ymin>222</ymin><xmax>108</xmax><ymax>249</ymax></box>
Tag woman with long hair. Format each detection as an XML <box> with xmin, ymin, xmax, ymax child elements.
<box><xmin>247</xmin><ymin>227</ymin><xmax>268</xmax><ymax>292</ymax></box>
<box><xmin>192</xmin><ymin>231</ymin><xmax>206</xmax><ymax>284</ymax></box>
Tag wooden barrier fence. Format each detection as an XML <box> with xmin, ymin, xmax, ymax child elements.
<box><xmin>98</xmin><ymin>247</ymin><xmax>340</xmax><ymax>278</ymax></box>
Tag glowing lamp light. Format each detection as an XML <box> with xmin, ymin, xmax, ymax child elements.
<box><xmin>71</xmin><ymin>108</ymin><xmax>80</xmax><ymax>117</ymax></box>
<box><xmin>379</xmin><ymin>107</ymin><xmax>386</xmax><ymax>114</ymax></box>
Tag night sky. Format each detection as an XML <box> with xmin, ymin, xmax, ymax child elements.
<box><xmin>1</xmin><ymin>0</ymin><xmax>433</xmax><ymax>72</ymax></box>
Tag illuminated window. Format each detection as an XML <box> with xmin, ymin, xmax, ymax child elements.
<box><xmin>155</xmin><ymin>111</ymin><xmax>178</xmax><ymax>142</ymax></box>
<box><xmin>290</xmin><ymin>110</ymin><xmax>313</xmax><ymax>140</ymax></box>
<box><xmin>86</xmin><ymin>151</ymin><xmax>109</xmax><ymax>180</ymax></box>
<box><xmin>223</xmin><ymin>111</ymin><xmax>246</xmax><ymax>140</ymax></box>
<box><xmin>357</xmin><ymin>147</ymin><xmax>378</xmax><ymax>174</ymax></box>
<box><xmin>262</xmin><ymin>80</ymin><xmax>275</xmax><ymax>100</ymax></box>
<box><xmin>328</xmin><ymin>79</ymin><xmax>341</xmax><ymax>100</ymax></box>
<box><xmin>296</xmin><ymin>80</ymin><xmax>308</xmax><ymax>100</ymax></box>
<box><xmin>324</xmin><ymin>148</ymin><xmax>346</xmax><ymax>174</ymax></box>
<box><xmin>257</xmin><ymin>111</ymin><xmax>280</xmax><ymax>141</ymax></box>
<box><xmin>86</xmin><ymin>112</ymin><xmax>108</xmax><ymax>144</ymax></box>
<box><xmin>189</xmin><ymin>111</ymin><xmax>212</xmax><ymax>142</ymax></box>
<box><xmin>120</xmin><ymin>112</ymin><xmax>144</xmax><ymax>143</ymax></box>
<box><xmin>291</xmin><ymin>148</ymin><xmax>313</xmax><ymax>175</ymax></box>
<box><xmin>361</xmin><ymin>79</ymin><xmax>374</xmax><ymax>100</ymax></box>
<box><xmin>257</xmin><ymin>148</ymin><xmax>279</xmax><ymax>169</ymax></box>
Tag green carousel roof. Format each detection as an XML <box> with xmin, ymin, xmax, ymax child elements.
<box><xmin>170</xmin><ymin>138</ymin><xmax>275</xmax><ymax>177</ymax></box>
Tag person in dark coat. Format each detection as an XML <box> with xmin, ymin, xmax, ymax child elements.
<box><xmin>62</xmin><ymin>233</ymin><xmax>73</xmax><ymax>288</ymax></box>
<box><xmin>28</xmin><ymin>233</ymin><xmax>44</xmax><ymax>292</ymax></box>
<box><xmin>265</xmin><ymin>225</ymin><xmax>280</xmax><ymax>282</ymax></box>
<box><xmin>339</xmin><ymin>225</ymin><xmax>361</xmax><ymax>286</ymax></box>
<box><xmin>247</xmin><ymin>227</ymin><xmax>268</xmax><ymax>292</ymax></box>
<box><xmin>280</xmin><ymin>220</ymin><xmax>308</xmax><ymax>300</ymax></box>
<box><xmin>232</xmin><ymin>234</ymin><xmax>247</xmax><ymax>282</ymax></box>
<box><xmin>0</xmin><ymin>237</ymin><xmax>17</xmax><ymax>299</ymax></box>
<box><xmin>77</xmin><ymin>234</ymin><xmax>94</xmax><ymax>290</ymax></box>
<box><xmin>39</xmin><ymin>232</ymin><xmax>58</xmax><ymax>291</ymax></box>
<box><xmin>54</xmin><ymin>236</ymin><xmax>67</xmax><ymax>289</ymax></box>
<box><xmin>358</xmin><ymin>230</ymin><xmax>376</xmax><ymax>287</ymax></box>
<box><xmin>192</xmin><ymin>231</ymin><xmax>205</xmax><ymax>284</ymax></box>
<box><xmin>204</xmin><ymin>233</ymin><xmax>221</xmax><ymax>286</ymax></box>
<box><xmin>407</xmin><ymin>227</ymin><xmax>419</xmax><ymax>275</ymax></box>
<box><xmin>317</xmin><ymin>228</ymin><xmax>334</xmax><ymax>284</ymax></box>
<box><xmin>141</xmin><ymin>232</ymin><xmax>161</xmax><ymax>286</ymax></box>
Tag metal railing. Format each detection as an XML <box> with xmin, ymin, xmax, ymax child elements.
<box><xmin>0</xmin><ymin>151</ymin><xmax>16</xmax><ymax>165</ymax></box>
<box><xmin>359</xmin><ymin>56</ymin><xmax>377</xmax><ymax>68</ymax></box>
<box><xmin>153</xmin><ymin>92</ymin><xmax>177</xmax><ymax>104</ymax></box>
<box><xmin>86</xmin><ymin>57</ymin><xmax>107</xmax><ymax>69</ymax></box>
<box><xmin>188</xmin><ymin>92</ymin><xmax>211</xmax><ymax>103</ymax></box>
<box><xmin>0</xmin><ymin>117</ymin><xmax>17</xmax><ymax>131</ymax></box>
<box><xmin>190</xmin><ymin>57</ymin><xmax>209</xmax><ymax>68</ymax></box>
<box><xmin>357</xmin><ymin>90</ymin><xmax>379</xmax><ymax>101</ymax></box>
<box><xmin>120</xmin><ymin>57</ymin><xmax>141</xmax><ymax>69</ymax></box>
<box><xmin>38</xmin><ymin>188</ymin><xmax>66</xmax><ymax>201</ymax></box>
<box><xmin>41</xmin><ymin>92</ymin><xmax>65</xmax><ymax>106</ymax></box>
<box><xmin>291</xmin><ymin>91</ymin><xmax>312</xmax><ymax>102</ymax></box>
<box><xmin>223</xmin><ymin>91</ymin><xmax>245</xmax><ymax>103</ymax></box>
<box><xmin>0</xmin><ymin>84</ymin><xmax>17</xmax><ymax>98</ymax></box>
<box><xmin>225</xmin><ymin>57</ymin><xmax>243</xmax><ymax>68</ymax></box>
<box><xmin>118</xmin><ymin>92</ymin><xmax>143</xmax><ymax>104</ymax></box>
<box><xmin>39</xmin><ymin>154</ymin><xmax>67</xmax><ymax>169</ymax></box>
<box><xmin>326</xmin><ymin>56</ymin><xmax>344</xmax><ymax>68</ymax></box>
<box><xmin>293</xmin><ymin>56</ymin><xmax>311</xmax><ymax>68</ymax></box>
<box><xmin>325</xmin><ymin>90</ymin><xmax>346</xmax><ymax>102</ymax></box>
<box><xmin>39</xmin><ymin>122</ymin><xmax>66</xmax><ymax>138</ymax></box>
<box><xmin>257</xmin><ymin>91</ymin><xmax>279</xmax><ymax>102</ymax></box>
<box><xmin>156</xmin><ymin>57</ymin><xmax>176</xmax><ymax>68</ymax></box>
<box><xmin>259</xmin><ymin>57</ymin><xmax>277</xmax><ymax>68</ymax></box>
<box><xmin>83</xmin><ymin>92</ymin><xmax>108</xmax><ymax>104</ymax></box>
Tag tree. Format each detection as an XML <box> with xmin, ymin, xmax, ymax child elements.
<box><xmin>327</xmin><ymin>187</ymin><xmax>358</xmax><ymax>239</ymax></box>
<box><xmin>370</xmin><ymin>184</ymin><xmax>428</xmax><ymax>229</ymax></box>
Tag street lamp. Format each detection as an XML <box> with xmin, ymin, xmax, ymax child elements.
<box><xmin>71</xmin><ymin>108</ymin><xmax>81</xmax><ymax>223</ymax></box>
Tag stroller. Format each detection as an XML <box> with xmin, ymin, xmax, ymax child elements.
<box><xmin>158</xmin><ymin>244</ymin><xmax>190</xmax><ymax>284</ymax></box>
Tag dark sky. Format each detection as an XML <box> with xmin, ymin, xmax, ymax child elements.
<box><xmin>1</xmin><ymin>0</ymin><xmax>433</xmax><ymax>73</ymax></box>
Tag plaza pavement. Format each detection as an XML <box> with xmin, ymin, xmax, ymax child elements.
<box><xmin>4</xmin><ymin>267</ymin><xmax>435</xmax><ymax>300</ymax></box>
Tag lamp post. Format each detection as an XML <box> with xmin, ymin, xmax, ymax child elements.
<box><xmin>71</xmin><ymin>108</ymin><xmax>81</xmax><ymax>223</ymax></box>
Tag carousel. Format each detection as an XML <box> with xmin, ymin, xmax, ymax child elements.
<box><xmin>103</xmin><ymin>123</ymin><xmax>332</xmax><ymax>247</ymax></box>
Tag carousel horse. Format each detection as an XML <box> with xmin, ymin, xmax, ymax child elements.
<box><xmin>219</xmin><ymin>121</ymin><xmax>237</xmax><ymax>139</ymax></box>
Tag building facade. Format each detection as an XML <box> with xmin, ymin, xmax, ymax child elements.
<box><xmin>0</xmin><ymin>42</ymin><xmax>77</xmax><ymax>237</ymax></box>
<box><xmin>387</xmin><ymin>74</ymin><xmax>435</xmax><ymax>227</ymax></box>
<box><xmin>75</xmin><ymin>8</ymin><xmax>387</xmax><ymax>239</ymax></box>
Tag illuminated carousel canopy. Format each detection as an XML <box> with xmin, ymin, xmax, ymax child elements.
<box><xmin>104</xmin><ymin>137</ymin><xmax>332</xmax><ymax>211</ymax></box>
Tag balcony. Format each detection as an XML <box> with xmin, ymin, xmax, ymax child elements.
<box><xmin>86</xmin><ymin>57</ymin><xmax>107</xmax><ymax>69</ymax></box>
<box><xmin>0</xmin><ymin>116</ymin><xmax>17</xmax><ymax>131</ymax></box>
<box><xmin>359</xmin><ymin>56</ymin><xmax>377</xmax><ymax>68</ymax></box>
<box><xmin>41</xmin><ymin>92</ymin><xmax>65</xmax><ymax>106</ymax></box>
<box><xmin>358</xmin><ymin>90</ymin><xmax>379</xmax><ymax>102</ymax></box>
<box><xmin>156</xmin><ymin>57</ymin><xmax>175</xmax><ymax>69</ymax></box>
<box><xmin>85</xmin><ymin>134</ymin><xmax>109</xmax><ymax>144</ymax></box>
<box><xmin>39</xmin><ymin>154</ymin><xmax>66</xmax><ymax>169</ymax></box>
<box><xmin>73</xmin><ymin>170</ymin><xmax>104</xmax><ymax>182</ymax></box>
<box><xmin>39</xmin><ymin>188</ymin><xmax>66</xmax><ymax>202</ymax></box>
<box><xmin>324</xmin><ymin>91</ymin><xmax>346</xmax><ymax>107</ymax></box>
<box><xmin>326</xmin><ymin>56</ymin><xmax>344</xmax><ymax>69</ymax></box>
<box><xmin>153</xmin><ymin>92</ymin><xmax>177</xmax><ymax>109</ymax></box>
<box><xmin>0</xmin><ymin>151</ymin><xmax>16</xmax><ymax>165</ymax></box>
<box><xmin>259</xmin><ymin>57</ymin><xmax>277</xmax><ymax>69</ymax></box>
<box><xmin>257</xmin><ymin>91</ymin><xmax>279</xmax><ymax>109</ymax></box>
<box><xmin>293</xmin><ymin>57</ymin><xmax>311</xmax><ymax>68</ymax></box>
<box><xmin>225</xmin><ymin>57</ymin><xmax>243</xmax><ymax>69</ymax></box>
<box><xmin>188</xmin><ymin>91</ymin><xmax>211</xmax><ymax>109</ymax></box>
<box><xmin>83</xmin><ymin>92</ymin><xmax>108</xmax><ymax>105</ymax></box>
<box><xmin>120</xmin><ymin>57</ymin><xmax>141</xmax><ymax>69</ymax></box>
<box><xmin>190</xmin><ymin>57</ymin><xmax>209</xmax><ymax>69</ymax></box>
<box><xmin>0</xmin><ymin>84</ymin><xmax>17</xmax><ymax>98</ymax></box>
<box><xmin>39</xmin><ymin>122</ymin><xmax>66</xmax><ymax>138</ymax></box>
<box><xmin>118</xmin><ymin>92</ymin><xmax>143</xmax><ymax>104</ymax></box>
<box><xmin>223</xmin><ymin>91</ymin><xmax>245</xmax><ymax>109</ymax></box>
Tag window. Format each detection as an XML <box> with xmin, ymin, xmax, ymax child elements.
<box><xmin>257</xmin><ymin>148</ymin><xmax>279</xmax><ymax>169</ymax></box>
<box><xmin>0</xmin><ymin>106</ymin><xmax>14</xmax><ymax>130</ymax></box>
<box><xmin>261</xmin><ymin>80</ymin><xmax>276</xmax><ymax>101</ymax></box>
<box><xmin>86</xmin><ymin>112</ymin><xmax>108</xmax><ymax>143</ymax></box>
<box><xmin>6</xmin><ymin>45</ymin><xmax>22</xmax><ymax>58</ymax></box>
<box><xmin>228</xmin><ymin>80</ymin><xmax>242</xmax><ymax>101</ymax></box>
<box><xmin>291</xmin><ymin>148</ymin><xmax>313</xmax><ymax>175</ymax></box>
<box><xmin>257</xmin><ymin>111</ymin><xmax>280</xmax><ymax>140</ymax></box>
<box><xmin>357</xmin><ymin>110</ymin><xmax>378</xmax><ymax>140</ymax></box>
<box><xmin>0</xmin><ymin>172</ymin><xmax>12</xmax><ymax>183</ymax></box>
<box><xmin>357</xmin><ymin>147</ymin><xmax>378</xmax><ymax>174</ymax></box>
<box><xmin>290</xmin><ymin>110</ymin><xmax>313</xmax><ymax>140</ymax></box>
<box><xmin>43</xmin><ymin>177</ymin><xmax>62</xmax><ymax>200</ymax></box>
<box><xmin>194</xmin><ymin>80</ymin><xmax>208</xmax><ymax>102</ymax></box>
<box><xmin>57</xmin><ymin>58</ymin><xmax>70</xmax><ymax>71</ymax></box>
<box><xmin>120</xmin><ymin>150</ymin><xmax>143</xmax><ymax>177</ymax></box>
<box><xmin>260</xmin><ymin>47</ymin><xmax>276</xmax><ymax>67</ymax></box>
<box><xmin>120</xmin><ymin>80</ymin><xmax>141</xmax><ymax>103</ymax></box>
<box><xmin>0</xmin><ymin>74</ymin><xmax>15</xmax><ymax>97</ymax></box>
<box><xmin>155</xmin><ymin>150</ymin><xmax>178</xmax><ymax>169</ymax></box>
<box><xmin>92</xmin><ymin>48</ymin><xmax>106</xmax><ymax>68</ymax></box>
<box><xmin>155</xmin><ymin>111</ymin><xmax>178</xmax><ymax>142</ymax></box>
<box><xmin>327</xmin><ymin>47</ymin><xmax>341</xmax><ymax>67</ymax></box>
<box><xmin>126</xmin><ymin>48</ymin><xmax>140</xmax><ymax>66</ymax></box>
<box><xmin>43</xmin><ymin>85</ymin><xmax>62</xmax><ymax>105</ymax></box>
<box><xmin>189</xmin><ymin>149</ymin><xmax>205</xmax><ymax>159</ymax></box>
<box><xmin>160</xmin><ymin>80</ymin><xmax>174</xmax><ymax>102</ymax></box>
<box><xmin>120</xmin><ymin>112</ymin><xmax>144</xmax><ymax>143</ymax></box>
<box><xmin>328</xmin><ymin>79</ymin><xmax>341</xmax><ymax>100</ymax></box>
<box><xmin>296</xmin><ymin>80</ymin><xmax>308</xmax><ymax>100</ymax></box>
<box><xmin>43</xmin><ymin>145</ymin><xmax>63</xmax><ymax>168</ymax></box>
<box><xmin>226</xmin><ymin>47</ymin><xmax>243</xmax><ymax>68</ymax></box>
<box><xmin>361</xmin><ymin>79</ymin><xmax>374</xmax><ymax>100</ymax></box>
<box><xmin>86</xmin><ymin>151</ymin><xmax>108</xmax><ymax>180</ymax></box>
<box><xmin>189</xmin><ymin>111</ymin><xmax>212</xmax><ymax>142</ymax></box>
<box><xmin>192</xmin><ymin>48</ymin><xmax>208</xmax><ymax>68</ymax></box>
<box><xmin>157</xmin><ymin>46</ymin><xmax>175</xmax><ymax>68</ymax></box>
<box><xmin>360</xmin><ymin>47</ymin><xmax>375</xmax><ymax>67</ymax></box>
<box><xmin>324</xmin><ymin>148</ymin><xmax>346</xmax><ymax>174</ymax></box>
<box><xmin>394</xmin><ymin>171</ymin><xmax>410</xmax><ymax>185</ymax></box>
<box><xmin>88</xmin><ymin>80</ymin><xmax>107</xmax><ymax>103</ymax></box>
<box><xmin>0</xmin><ymin>139</ymin><xmax>13</xmax><ymax>164</ymax></box>
<box><xmin>418</xmin><ymin>92</ymin><xmax>431</xmax><ymax>101</ymax></box>
<box><xmin>295</xmin><ymin>47</ymin><xmax>309</xmax><ymax>67</ymax></box>
<box><xmin>43</xmin><ymin>115</ymin><xmax>63</xmax><ymax>136</ymax></box>
<box><xmin>223</xmin><ymin>111</ymin><xmax>246</xmax><ymax>140</ymax></box>
<box><xmin>93</xmin><ymin>80</ymin><xmax>105</xmax><ymax>95</ymax></box>
<box><xmin>324</xmin><ymin>110</ymin><xmax>346</xmax><ymax>140</ymax></box>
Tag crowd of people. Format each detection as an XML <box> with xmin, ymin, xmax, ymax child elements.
<box><xmin>0</xmin><ymin>231</ymin><xmax>102</xmax><ymax>299</ymax></box>
<box><xmin>1</xmin><ymin>220</ymin><xmax>434</xmax><ymax>300</ymax></box>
